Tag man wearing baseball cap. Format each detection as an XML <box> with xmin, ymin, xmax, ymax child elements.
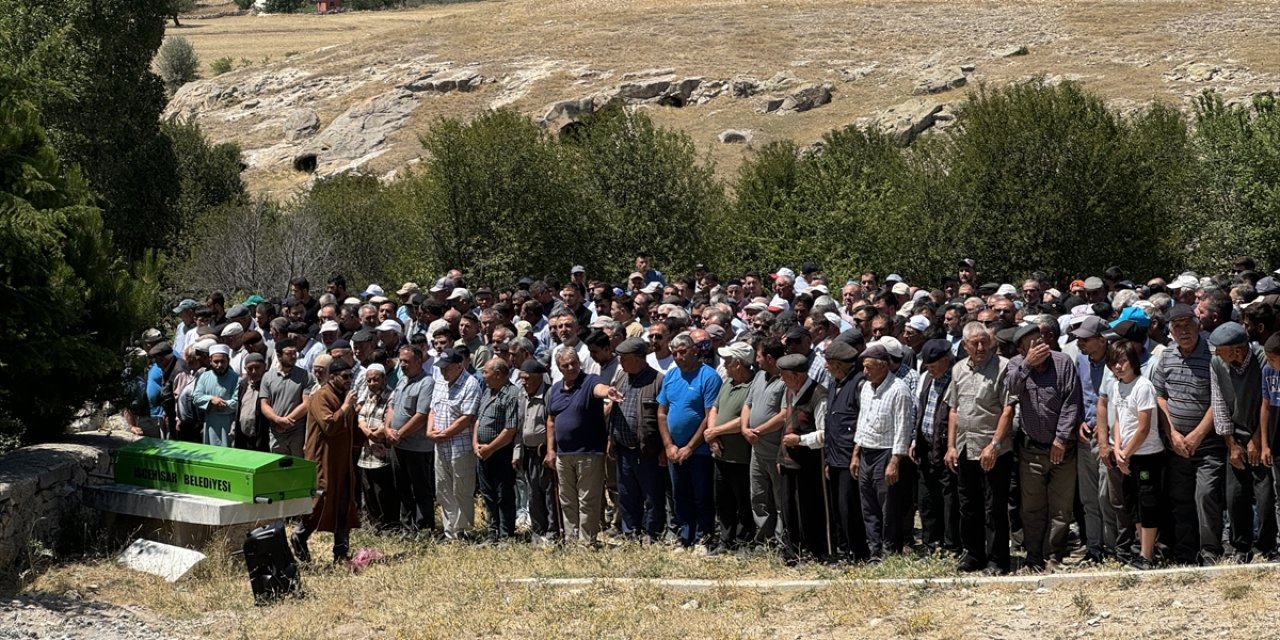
<box><xmin>914</xmin><ymin>339</ymin><xmax>960</xmax><ymax>556</ymax></box>
<box><xmin>704</xmin><ymin>341</ymin><xmax>757</xmax><ymax>552</ymax></box>
<box><xmin>1070</xmin><ymin>315</ymin><xmax>1123</xmax><ymax>564</ymax></box>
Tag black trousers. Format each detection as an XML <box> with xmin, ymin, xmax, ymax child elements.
<box><xmin>957</xmin><ymin>450</ymin><xmax>1013</xmax><ymax>571</ymax></box>
<box><xmin>857</xmin><ymin>447</ymin><xmax>908</xmax><ymax>557</ymax></box>
<box><xmin>360</xmin><ymin>463</ymin><xmax>400</xmax><ymax>530</ymax></box>
<box><xmin>714</xmin><ymin>458</ymin><xmax>756</xmax><ymax>547</ymax></box>
<box><xmin>780</xmin><ymin>453</ymin><xmax>829</xmax><ymax>559</ymax></box>
<box><xmin>826</xmin><ymin>464</ymin><xmax>870</xmax><ymax>560</ymax></box>
<box><xmin>477</xmin><ymin>445</ymin><xmax>517</xmax><ymax>539</ymax></box>
<box><xmin>916</xmin><ymin>441</ymin><xmax>961</xmax><ymax>553</ymax></box>
<box><xmin>390</xmin><ymin>447</ymin><xmax>436</xmax><ymax>533</ymax></box>
<box><xmin>1226</xmin><ymin>461</ymin><xmax>1276</xmax><ymax>556</ymax></box>
<box><xmin>1166</xmin><ymin>446</ymin><xmax>1225</xmax><ymax>563</ymax></box>
<box><xmin>521</xmin><ymin>446</ymin><xmax>561</xmax><ymax>538</ymax></box>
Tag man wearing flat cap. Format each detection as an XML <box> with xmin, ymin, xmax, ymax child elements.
<box><xmin>292</xmin><ymin>359</ymin><xmax>361</xmax><ymax>563</ymax></box>
<box><xmin>1209</xmin><ymin>322</ymin><xmax>1272</xmax><ymax>561</ymax></box>
<box><xmin>193</xmin><ymin>344</ymin><xmax>240</xmax><ymax>447</ymax></box>
<box><xmin>234</xmin><ymin>353</ymin><xmax>269</xmax><ymax>451</ymax></box>
<box><xmin>852</xmin><ymin>343</ymin><xmax>914</xmax><ymax>559</ymax></box>
<box><xmin>1152</xmin><ymin>303</ymin><xmax>1225</xmax><ymax>564</ymax></box>
<box><xmin>914</xmin><ymin>339</ymin><xmax>960</xmax><ymax>555</ymax></box>
<box><xmin>822</xmin><ymin>339</ymin><xmax>871</xmax><ymax>561</ymax></box>
<box><xmin>1005</xmin><ymin>323</ymin><xmax>1082</xmax><ymax>572</ymax></box>
<box><xmin>609</xmin><ymin>337</ymin><xmax>667</xmax><ymax>542</ymax></box>
<box><xmin>776</xmin><ymin>352</ymin><xmax>828</xmax><ymax>563</ymax></box>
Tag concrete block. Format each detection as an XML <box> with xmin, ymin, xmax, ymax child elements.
<box><xmin>118</xmin><ymin>539</ymin><xmax>206</xmax><ymax>582</ymax></box>
<box><xmin>84</xmin><ymin>484</ymin><xmax>312</xmax><ymax>526</ymax></box>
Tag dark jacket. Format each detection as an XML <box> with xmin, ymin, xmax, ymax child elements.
<box><xmin>915</xmin><ymin>371</ymin><xmax>951</xmax><ymax>466</ymax></box>
<box><xmin>824</xmin><ymin>369</ymin><xmax>864</xmax><ymax>468</ymax></box>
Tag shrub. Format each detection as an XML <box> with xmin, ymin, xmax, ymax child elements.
<box><xmin>263</xmin><ymin>0</ymin><xmax>304</xmax><ymax>12</ymax></box>
<box><xmin>233</xmin><ymin>0</ymin><xmax>255</xmax><ymax>9</ymax></box>
<box><xmin>155</xmin><ymin>36</ymin><xmax>200</xmax><ymax>94</ymax></box>
<box><xmin>210</xmin><ymin>56</ymin><xmax>233</xmax><ymax>75</ymax></box>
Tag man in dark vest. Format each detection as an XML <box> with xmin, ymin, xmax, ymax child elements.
<box><xmin>777</xmin><ymin>353</ymin><xmax>828</xmax><ymax>564</ymax></box>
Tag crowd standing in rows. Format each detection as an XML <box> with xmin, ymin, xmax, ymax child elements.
<box><xmin>128</xmin><ymin>254</ymin><xmax>1280</xmax><ymax>571</ymax></box>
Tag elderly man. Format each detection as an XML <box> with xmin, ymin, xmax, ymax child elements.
<box><xmin>548</xmin><ymin>309</ymin><xmax>592</xmax><ymax>382</ymax></box>
<box><xmin>1209</xmin><ymin>322</ymin><xmax>1271</xmax><ymax>562</ymax></box>
<box><xmin>914</xmin><ymin>339</ymin><xmax>960</xmax><ymax>555</ymax></box>
<box><xmin>546</xmin><ymin>347</ymin><xmax>623</xmax><ymax>545</ymax></box>
<box><xmin>234</xmin><ymin>352</ymin><xmax>269</xmax><ymax>452</ymax></box>
<box><xmin>822</xmin><ymin>339</ymin><xmax>870</xmax><ymax>561</ymax></box>
<box><xmin>473</xmin><ymin>358</ymin><xmax>521</xmax><ymax>541</ymax></box>
<box><xmin>259</xmin><ymin>339</ymin><xmax>315</xmax><ymax>458</ymax></box>
<box><xmin>944</xmin><ymin>322</ymin><xmax>1016</xmax><ymax>574</ymax></box>
<box><xmin>1152</xmin><ymin>304</ymin><xmax>1224</xmax><ymax>565</ymax></box>
<box><xmin>1005</xmin><ymin>324</ymin><xmax>1082</xmax><ymax>571</ymax></box>
<box><xmin>514</xmin><ymin>359</ymin><xmax>560</xmax><ymax>543</ymax></box>
<box><xmin>853</xmin><ymin>343</ymin><xmax>914</xmax><ymax>559</ymax></box>
<box><xmin>385</xmin><ymin>345</ymin><xmax>436</xmax><ymax>534</ymax></box>
<box><xmin>608</xmin><ymin>338</ymin><xmax>667</xmax><ymax>542</ymax></box>
<box><xmin>427</xmin><ymin>348</ymin><xmax>482</xmax><ymax>540</ymax></box>
<box><xmin>776</xmin><ymin>353</ymin><xmax>828</xmax><ymax>564</ymax></box>
<box><xmin>194</xmin><ymin>345</ymin><xmax>240</xmax><ymax>447</ymax></box>
<box><xmin>658</xmin><ymin>333</ymin><xmax>723</xmax><ymax>549</ymax></box>
<box><xmin>291</xmin><ymin>359</ymin><xmax>360</xmax><ymax>563</ymax></box>
<box><xmin>705</xmin><ymin>341</ymin><xmax>758</xmax><ymax>552</ymax></box>
<box><xmin>356</xmin><ymin>364</ymin><xmax>398</xmax><ymax>531</ymax></box>
<box><xmin>742</xmin><ymin>336</ymin><xmax>789</xmax><ymax>546</ymax></box>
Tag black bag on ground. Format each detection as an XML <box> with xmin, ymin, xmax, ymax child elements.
<box><xmin>243</xmin><ymin>522</ymin><xmax>300</xmax><ymax>603</ymax></box>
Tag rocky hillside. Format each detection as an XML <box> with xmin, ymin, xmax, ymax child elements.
<box><xmin>163</xmin><ymin>0</ymin><xmax>1280</xmax><ymax>196</ymax></box>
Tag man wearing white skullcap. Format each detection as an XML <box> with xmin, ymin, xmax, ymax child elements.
<box><xmin>193</xmin><ymin>343</ymin><xmax>240</xmax><ymax>446</ymax></box>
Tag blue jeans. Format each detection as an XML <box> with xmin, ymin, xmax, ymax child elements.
<box><xmin>669</xmin><ymin>453</ymin><xmax>715</xmax><ymax>547</ymax></box>
<box><xmin>616</xmin><ymin>446</ymin><xmax>666</xmax><ymax>541</ymax></box>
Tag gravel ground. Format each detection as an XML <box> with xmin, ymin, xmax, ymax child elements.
<box><xmin>0</xmin><ymin>593</ymin><xmax>176</xmax><ymax>640</ymax></box>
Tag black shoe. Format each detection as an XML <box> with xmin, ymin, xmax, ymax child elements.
<box><xmin>289</xmin><ymin>531</ymin><xmax>312</xmax><ymax>564</ymax></box>
<box><xmin>1128</xmin><ymin>556</ymin><xmax>1155</xmax><ymax>571</ymax></box>
<box><xmin>1079</xmin><ymin>552</ymin><xmax>1104</xmax><ymax>566</ymax></box>
<box><xmin>957</xmin><ymin>554</ymin><xmax>985</xmax><ymax>573</ymax></box>
<box><xmin>983</xmin><ymin>562</ymin><xmax>1009</xmax><ymax>576</ymax></box>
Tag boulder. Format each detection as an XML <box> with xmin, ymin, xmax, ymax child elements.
<box><xmin>618</xmin><ymin>78</ymin><xmax>674</xmax><ymax>101</ymax></box>
<box><xmin>1185</xmin><ymin>63</ymin><xmax>1220</xmax><ymax>82</ymax></box>
<box><xmin>718</xmin><ymin>129</ymin><xmax>752</xmax><ymax>144</ymax></box>
<box><xmin>731</xmin><ymin>76</ymin><xmax>762</xmax><ymax>98</ymax></box>
<box><xmin>402</xmin><ymin>69</ymin><xmax>487</xmax><ymax>93</ymax></box>
<box><xmin>539</xmin><ymin>95</ymin><xmax>602</xmax><ymax>131</ymax></box>
<box><xmin>835</xmin><ymin>63</ymin><xmax>878</xmax><ymax>82</ymax></box>
<box><xmin>778</xmin><ymin>83</ymin><xmax>833</xmax><ymax>113</ymax></box>
<box><xmin>282</xmin><ymin>108</ymin><xmax>320</xmax><ymax>141</ymax></box>
<box><xmin>298</xmin><ymin>89</ymin><xmax>421</xmax><ymax>175</ymax></box>
<box><xmin>913</xmin><ymin>66</ymin><xmax>968</xmax><ymax>95</ymax></box>
<box><xmin>871</xmin><ymin>98</ymin><xmax>946</xmax><ymax>144</ymax></box>
<box><xmin>993</xmin><ymin>46</ymin><xmax>1030</xmax><ymax>58</ymax></box>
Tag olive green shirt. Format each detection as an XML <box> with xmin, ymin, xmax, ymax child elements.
<box><xmin>944</xmin><ymin>354</ymin><xmax>1015</xmax><ymax>458</ymax></box>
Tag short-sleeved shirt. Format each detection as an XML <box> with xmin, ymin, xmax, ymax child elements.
<box><xmin>548</xmin><ymin>373</ymin><xmax>607</xmax><ymax>455</ymax></box>
<box><xmin>476</xmin><ymin>382</ymin><xmax>521</xmax><ymax>445</ymax></box>
<box><xmin>944</xmin><ymin>354</ymin><xmax>1014</xmax><ymax>458</ymax></box>
<box><xmin>745</xmin><ymin>370</ymin><xmax>787</xmax><ymax>459</ymax></box>
<box><xmin>260</xmin><ymin>366</ymin><xmax>316</xmax><ymax>433</ymax></box>
<box><xmin>657</xmin><ymin>364</ymin><xmax>723</xmax><ymax>456</ymax></box>
<box><xmin>1114</xmin><ymin>376</ymin><xmax>1162</xmax><ymax>455</ymax></box>
<box><xmin>520</xmin><ymin>383</ymin><xmax>549</xmax><ymax>449</ymax></box>
<box><xmin>389</xmin><ymin>369</ymin><xmax>434</xmax><ymax>453</ymax></box>
<box><xmin>1264</xmin><ymin>362</ymin><xmax>1280</xmax><ymax>448</ymax></box>
<box><xmin>432</xmin><ymin>373</ymin><xmax>482</xmax><ymax>459</ymax></box>
<box><xmin>713</xmin><ymin>378</ymin><xmax>752</xmax><ymax>464</ymax></box>
<box><xmin>1150</xmin><ymin>337</ymin><xmax>1212</xmax><ymax>436</ymax></box>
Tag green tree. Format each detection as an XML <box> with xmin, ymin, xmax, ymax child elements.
<box><xmin>1187</xmin><ymin>91</ymin><xmax>1280</xmax><ymax>273</ymax></box>
<box><xmin>167</xmin><ymin>0</ymin><xmax>197</xmax><ymax>26</ymax></box>
<box><xmin>0</xmin><ymin>0</ymin><xmax>180</xmax><ymax>259</ymax></box>
<box><xmin>155</xmin><ymin>36</ymin><xmax>200</xmax><ymax>94</ymax></box>
<box><xmin>163</xmin><ymin>119</ymin><xmax>248</xmax><ymax>257</ymax></box>
<box><xmin>0</xmin><ymin>68</ymin><xmax>160</xmax><ymax>443</ymax></box>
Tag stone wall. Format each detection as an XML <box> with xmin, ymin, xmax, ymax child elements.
<box><xmin>0</xmin><ymin>432</ymin><xmax>138</xmax><ymax>589</ymax></box>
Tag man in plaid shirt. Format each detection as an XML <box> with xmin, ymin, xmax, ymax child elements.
<box><xmin>428</xmin><ymin>348</ymin><xmax>482</xmax><ymax>539</ymax></box>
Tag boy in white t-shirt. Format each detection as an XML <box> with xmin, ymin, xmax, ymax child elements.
<box><xmin>1107</xmin><ymin>339</ymin><xmax>1164</xmax><ymax>570</ymax></box>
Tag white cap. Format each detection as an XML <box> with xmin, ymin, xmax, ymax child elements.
<box><xmin>1170</xmin><ymin>274</ymin><xmax>1200</xmax><ymax>290</ymax></box>
<box><xmin>907</xmin><ymin>315</ymin><xmax>930</xmax><ymax>333</ymax></box>
<box><xmin>823</xmin><ymin>312</ymin><xmax>843</xmax><ymax>328</ymax></box>
<box><xmin>427</xmin><ymin>318</ymin><xmax>449</xmax><ymax>337</ymax></box>
<box><xmin>447</xmin><ymin>287</ymin><xmax>472</xmax><ymax>301</ymax></box>
<box><xmin>641</xmin><ymin>282</ymin><xmax>662</xmax><ymax>294</ymax></box>
<box><xmin>873</xmin><ymin>336</ymin><xmax>904</xmax><ymax>360</ymax></box>
<box><xmin>209</xmin><ymin>344</ymin><xmax>232</xmax><ymax>357</ymax></box>
<box><xmin>362</xmin><ymin>284</ymin><xmax>385</xmax><ymax>298</ymax></box>
<box><xmin>220</xmin><ymin>323</ymin><xmax>244</xmax><ymax>337</ymax></box>
<box><xmin>320</xmin><ymin>320</ymin><xmax>341</xmax><ymax>334</ymax></box>
<box><xmin>377</xmin><ymin>319</ymin><xmax>403</xmax><ymax>334</ymax></box>
<box><xmin>744</xmin><ymin>300</ymin><xmax>768</xmax><ymax>313</ymax></box>
<box><xmin>996</xmin><ymin>283</ymin><xmax>1018</xmax><ymax>298</ymax></box>
<box><xmin>891</xmin><ymin>282</ymin><xmax>910</xmax><ymax>296</ymax></box>
<box><xmin>366</xmin><ymin>363</ymin><xmax>387</xmax><ymax>376</ymax></box>
<box><xmin>368</xmin><ymin>295</ymin><xmax>390</xmax><ymax>305</ymax></box>
<box><xmin>767</xmin><ymin>295</ymin><xmax>791</xmax><ymax>313</ymax></box>
<box><xmin>343</xmin><ymin>297</ymin><xmax>363</xmax><ymax>306</ymax></box>
<box><xmin>772</xmin><ymin>267</ymin><xmax>796</xmax><ymax>281</ymax></box>
<box><xmin>808</xmin><ymin>284</ymin><xmax>829</xmax><ymax>296</ymax></box>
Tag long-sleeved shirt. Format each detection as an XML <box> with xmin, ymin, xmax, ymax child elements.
<box><xmin>1006</xmin><ymin>351</ymin><xmax>1082</xmax><ymax>445</ymax></box>
<box><xmin>854</xmin><ymin>375</ymin><xmax>913</xmax><ymax>455</ymax></box>
<box><xmin>1076</xmin><ymin>353</ymin><xmax>1107</xmax><ymax>430</ymax></box>
<box><xmin>193</xmin><ymin>368</ymin><xmax>240</xmax><ymax>439</ymax></box>
<box><xmin>1210</xmin><ymin>344</ymin><xmax>1265</xmax><ymax>443</ymax></box>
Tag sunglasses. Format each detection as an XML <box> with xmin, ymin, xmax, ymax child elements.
<box><xmin>694</xmin><ymin>340</ymin><xmax>712</xmax><ymax>350</ymax></box>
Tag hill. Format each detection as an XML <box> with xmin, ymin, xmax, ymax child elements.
<box><xmin>163</xmin><ymin>0</ymin><xmax>1280</xmax><ymax>196</ymax></box>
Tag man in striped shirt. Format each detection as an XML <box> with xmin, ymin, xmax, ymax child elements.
<box><xmin>1151</xmin><ymin>304</ymin><xmax>1224</xmax><ymax>565</ymax></box>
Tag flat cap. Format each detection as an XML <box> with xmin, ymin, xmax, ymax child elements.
<box><xmin>859</xmin><ymin>344</ymin><xmax>890</xmax><ymax>362</ymax></box>
<box><xmin>1013</xmin><ymin>323</ymin><xmax>1041</xmax><ymax>346</ymax></box>
<box><xmin>615</xmin><ymin>337</ymin><xmax>649</xmax><ymax>356</ymax></box>
<box><xmin>434</xmin><ymin>348</ymin><xmax>464</xmax><ymax>366</ymax></box>
<box><xmin>226</xmin><ymin>304</ymin><xmax>250</xmax><ymax>319</ymax></box>
<box><xmin>823</xmin><ymin>340</ymin><xmax>859</xmax><ymax>363</ymax></box>
<box><xmin>519</xmin><ymin>358</ymin><xmax>549</xmax><ymax>375</ymax></box>
<box><xmin>776</xmin><ymin>353</ymin><xmax>809</xmax><ymax>372</ymax></box>
<box><xmin>1168</xmin><ymin>304</ymin><xmax>1197</xmax><ymax>323</ymax></box>
<box><xmin>147</xmin><ymin>341</ymin><xmax>173</xmax><ymax>357</ymax></box>
<box><xmin>1209</xmin><ymin>321</ymin><xmax>1249</xmax><ymax>347</ymax></box>
<box><xmin>220</xmin><ymin>323</ymin><xmax>245</xmax><ymax>337</ymax></box>
<box><xmin>1083</xmin><ymin>276</ymin><xmax>1105</xmax><ymax>291</ymax></box>
<box><xmin>784</xmin><ymin>324</ymin><xmax>810</xmax><ymax>343</ymax></box>
<box><xmin>920</xmin><ymin>339</ymin><xmax>952</xmax><ymax>365</ymax></box>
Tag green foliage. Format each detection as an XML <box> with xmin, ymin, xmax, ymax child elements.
<box><xmin>0</xmin><ymin>68</ymin><xmax>160</xmax><ymax>443</ymax></box>
<box><xmin>0</xmin><ymin>0</ymin><xmax>180</xmax><ymax>260</ymax></box>
<box><xmin>264</xmin><ymin>0</ymin><xmax>305</xmax><ymax>13</ymax></box>
<box><xmin>565</xmin><ymin>101</ymin><xmax>726</xmax><ymax>280</ymax></box>
<box><xmin>1188</xmin><ymin>91</ymin><xmax>1280</xmax><ymax>273</ymax></box>
<box><xmin>167</xmin><ymin>0</ymin><xmax>197</xmax><ymax>25</ymax></box>
<box><xmin>302</xmin><ymin>173</ymin><xmax>416</xmax><ymax>286</ymax></box>
<box><xmin>162</xmin><ymin>119</ymin><xmax>248</xmax><ymax>257</ymax></box>
<box><xmin>210</xmin><ymin>56</ymin><xmax>233</xmax><ymax>76</ymax></box>
<box><xmin>155</xmin><ymin>36</ymin><xmax>200</xmax><ymax>94</ymax></box>
<box><xmin>233</xmin><ymin>0</ymin><xmax>256</xmax><ymax>9</ymax></box>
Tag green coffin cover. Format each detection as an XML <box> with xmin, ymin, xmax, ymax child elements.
<box><xmin>113</xmin><ymin>437</ymin><xmax>316</xmax><ymax>503</ymax></box>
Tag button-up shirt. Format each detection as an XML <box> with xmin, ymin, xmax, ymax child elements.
<box><xmin>944</xmin><ymin>354</ymin><xmax>1014</xmax><ymax>458</ymax></box>
<box><xmin>921</xmin><ymin>371</ymin><xmax>951</xmax><ymax>441</ymax></box>
<box><xmin>855</xmin><ymin>374</ymin><xmax>913</xmax><ymax>455</ymax></box>
<box><xmin>611</xmin><ymin>367</ymin><xmax>662</xmax><ymax>450</ymax></box>
<box><xmin>1005</xmin><ymin>350</ymin><xmax>1081</xmax><ymax>445</ymax></box>
<box><xmin>476</xmin><ymin>381</ymin><xmax>521</xmax><ymax>445</ymax></box>
<box><xmin>431</xmin><ymin>373</ymin><xmax>482</xmax><ymax>459</ymax></box>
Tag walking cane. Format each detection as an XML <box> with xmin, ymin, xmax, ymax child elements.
<box><xmin>821</xmin><ymin>459</ymin><xmax>833</xmax><ymax>558</ymax></box>
<box><xmin>548</xmin><ymin>448</ymin><xmax>564</xmax><ymax>545</ymax></box>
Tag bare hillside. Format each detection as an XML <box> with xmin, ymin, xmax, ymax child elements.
<box><xmin>163</xmin><ymin>0</ymin><xmax>1280</xmax><ymax>196</ymax></box>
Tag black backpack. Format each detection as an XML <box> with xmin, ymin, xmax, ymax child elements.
<box><xmin>242</xmin><ymin>522</ymin><xmax>301</xmax><ymax>604</ymax></box>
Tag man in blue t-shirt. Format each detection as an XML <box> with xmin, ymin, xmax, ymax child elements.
<box><xmin>658</xmin><ymin>333</ymin><xmax>723</xmax><ymax>548</ymax></box>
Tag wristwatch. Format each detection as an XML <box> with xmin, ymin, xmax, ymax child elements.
<box><xmin>990</xmin><ymin>440</ymin><xmax>1003</xmax><ymax>452</ymax></box>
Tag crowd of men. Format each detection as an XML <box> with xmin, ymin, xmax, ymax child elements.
<box><xmin>127</xmin><ymin>254</ymin><xmax>1280</xmax><ymax>572</ymax></box>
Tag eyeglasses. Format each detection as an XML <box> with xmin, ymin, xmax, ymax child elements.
<box><xmin>335</xmin><ymin>372</ymin><xmax>353</xmax><ymax>379</ymax></box>
<box><xmin>694</xmin><ymin>340</ymin><xmax>712</xmax><ymax>350</ymax></box>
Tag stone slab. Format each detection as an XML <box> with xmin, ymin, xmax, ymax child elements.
<box><xmin>118</xmin><ymin>539</ymin><xmax>206</xmax><ymax>582</ymax></box>
<box><xmin>84</xmin><ymin>484</ymin><xmax>311</xmax><ymax>526</ymax></box>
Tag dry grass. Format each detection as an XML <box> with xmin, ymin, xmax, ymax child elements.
<box><xmin>23</xmin><ymin>522</ymin><xmax>1280</xmax><ymax>639</ymax></box>
<box><xmin>168</xmin><ymin>0</ymin><xmax>1280</xmax><ymax>194</ymax></box>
